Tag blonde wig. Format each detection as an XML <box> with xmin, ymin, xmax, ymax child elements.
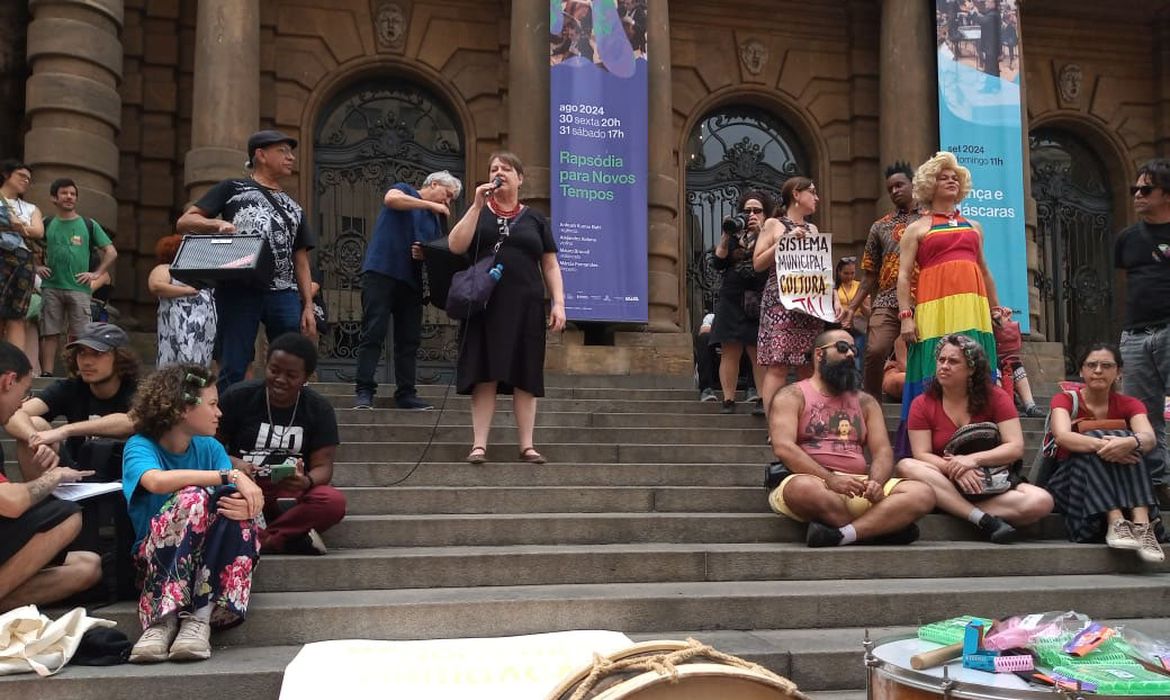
<box><xmin>913</xmin><ymin>151</ymin><xmax>972</xmax><ymax>206</ymax></box>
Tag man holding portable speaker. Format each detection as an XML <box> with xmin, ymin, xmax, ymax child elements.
<box><xmin>176</xmin><ymin>130</ymin><xmax>318</xmax><ymax>392</ymax></box>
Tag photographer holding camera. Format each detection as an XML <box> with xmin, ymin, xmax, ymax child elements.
<box><xmin>708</xmin><ymin>192</ymin><xmax>772</xmax><ymax>415</ymax></box>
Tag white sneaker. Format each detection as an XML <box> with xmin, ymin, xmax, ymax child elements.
<box><xmin>1135</xmin><ymin>523</ymin><xmax>1165</xmax><ymax>564</ymax></box>
<box><xmin>168</xmin><ymin>614</ymin><xmax>212</xmax><ymax>661</ymax></box>
<box><xmin>129</xmin><ymin>615</ymin><xmax>178</xmax><ymax>664</ymax></box>
<box><xmin>1105</xmin><ymin>519</ymin><xmax>1140</xmax><ymax>551</ymax></box>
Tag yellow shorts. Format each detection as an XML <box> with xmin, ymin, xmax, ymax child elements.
<box><xmin>768</xmin><ymin>472</ymin><xmax>904</xmax><ymax>522</ymax></box>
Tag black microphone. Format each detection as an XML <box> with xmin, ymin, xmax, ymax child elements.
<box><xmin>486</xmin><ymin>176</ymin><xmax>504</xmax><ymax>196</ymax></box>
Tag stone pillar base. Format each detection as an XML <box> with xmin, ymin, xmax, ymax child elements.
<box><xmin>1021</xmin><ymin>340</ymin><xmax>1066</xmax><ymax>394</ymax></box>
<box><xmin>545</xmin><ymin>330</ymin><xmax>693</xmax><ymax>376</ymax></box>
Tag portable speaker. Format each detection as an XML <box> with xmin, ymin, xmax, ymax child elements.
<box><xmin>170</xmin><ymin>234</ymin><xmax>275</xmax><ymax>289</ymax></box>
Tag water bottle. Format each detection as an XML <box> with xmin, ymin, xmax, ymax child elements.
<box><xmin>488</xmin><ymin>263</ymin><xmax>504</xmax><ymax>282</ymax></box>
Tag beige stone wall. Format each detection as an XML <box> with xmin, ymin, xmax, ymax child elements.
<box><xmin>255</xmin><ymin>0</ymin><xmax>504</xmax><ymax>205</ymax></box>
<box><xmin>116</xmin><ymin>0</ymin><xmax>194</xmax><ymax>326</ymax></box>
<box><xmin>669</xmin><ymin>0</ymin><xmax>882</xmax><ymax>268</ymax></box>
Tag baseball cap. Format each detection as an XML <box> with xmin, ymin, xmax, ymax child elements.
<box><xmin>246</xmin><ymin>130</ymin><xmax>298</xmax><ymax>159</ymax></box>
<box><xmin>66</xmin><ymin>322</ymin><xmax>130</xmax><ymax>352</ymax></box>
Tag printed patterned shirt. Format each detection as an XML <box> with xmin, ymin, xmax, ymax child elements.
<box><xmin>861</xmin><ymin>208</ymin><xmax>920</xmax><ymax>309</ymax></box>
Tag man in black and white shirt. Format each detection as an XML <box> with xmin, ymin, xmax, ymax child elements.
<box><xmin>177</xmin><ymin>130</ymin><xmax>317</xmax><ymax>391</ymax></box>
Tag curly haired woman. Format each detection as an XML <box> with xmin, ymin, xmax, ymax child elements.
<box><xmin>896</xmin><ymin>334</ymin><xmax>1052</xmax><ymax>543</ymax></box>
<box><xmin>121</xmin><ymin>363</ymin><xmax>264</xmax><ymax>663</ymax></box>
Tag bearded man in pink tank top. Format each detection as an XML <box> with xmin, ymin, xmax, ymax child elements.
<box><xmin>766</xmin><ymin>328</ymin><xmax>936</xmax><ymax>546</ymax></box>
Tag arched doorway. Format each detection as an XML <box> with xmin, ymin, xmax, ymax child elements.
<box><xmin>1029</xmin><ymin>127</ymin><xmax>1115</xmax><ymax>374</ymax></box>
<box><xmin>683</xmin><ymin>106</ymin><xmax>810</xmax><ymax>331</ymax></box>
<box><xmin>313</xmin><ymin>79</ymin><xmax>465</xmax><ymax>381</ymax></box>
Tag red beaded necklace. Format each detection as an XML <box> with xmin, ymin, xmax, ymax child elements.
<box><xmin>487</xmin><ymin>198</ymin><xmax>523</xmax><ymax>219</ymax></box>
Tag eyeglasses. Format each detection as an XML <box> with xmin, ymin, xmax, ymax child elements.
<box><xmin>818</xmin><ymin>340</ymin><xmax>857</xmax><ymax>355</ymax></box>
<box><xmin>1131</xmin><ymin>185</ymin><xmax>1158</xmax><ymax>197</ymax></box>
<box><xmin>742</xmin><ymin>207</ymin><xmax>764</xmax><ymax>214</ymax></box>
<box><xmin>1084</xmin><ymin>361</ymin><xmax>1117</xmax><ymax>371</ymax></box>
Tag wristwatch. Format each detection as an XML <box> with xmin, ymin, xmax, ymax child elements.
<box><xmin>219</xmin><ymin>469</ymin><xmax>232</xmax><ymax>485</ymax></box>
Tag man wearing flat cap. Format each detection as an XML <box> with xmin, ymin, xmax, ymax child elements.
<box><xmin>177</xmin><ymin>129</ymin><xmax>318</xmax><ymax>391</ymax></box>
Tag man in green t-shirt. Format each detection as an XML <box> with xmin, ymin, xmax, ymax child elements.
<box><xmin>38</xmin><ymin>178</ymin><xmax>117</xmax><ymax>375</ymax></box>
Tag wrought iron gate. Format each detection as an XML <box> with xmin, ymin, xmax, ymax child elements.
<box><xmin>1029</xmin><ymin>128</ymin><xmax>1116</xmax><ymax>374</ymax></box>
<box><xmin>683</xmin><ymin>106</ymin><xmax>809</xmax><ymax>331</ymax></box>
<box><xmin>313</xmin><ymin>81</ymin><xmax>465</xmax><ymax>382</ymax></box>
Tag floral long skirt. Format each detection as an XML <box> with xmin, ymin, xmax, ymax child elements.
<box><xmin>135</xmin><ymin>486</ymin><xmax>260</xmax><ymax>630</ymax></box>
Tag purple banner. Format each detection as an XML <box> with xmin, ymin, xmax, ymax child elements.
<box><xmin>550</xmin><ymin>0</ymin><xmax>648</xmax><ymax>323</ymax></box>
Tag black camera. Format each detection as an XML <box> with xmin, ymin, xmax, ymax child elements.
<box><xmin>722</xmin><ymin>214</ymin><xmax>748</xmax><ymax>235</ymax></box>
<box><xmin>764</xmin><ymin>462</ymin><xmax>792</xmax><ymax>491</ymax></box>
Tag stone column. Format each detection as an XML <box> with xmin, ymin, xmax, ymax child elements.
<box><xmin>507</xmin><ymin>0</ymin><xmax>550</xmax><ymax>211</ymax></box>
<box><xmin>1157</xmin><ymin>17</ymin><xmax>1170</xmax><ymax>157</ymax></box>
<box><xmin>185</xmin><ymin>0</ymin><xmax>260</xmax><ymax>200</ymax></box>
<box><xmin>23</xmin><ymin>0</ymin><xmax>124</xmax><ymax>230</ymax></box>
<box><xmin>645</xmin><ymin>0</ymin><xmax>681</xmax><ymax>332</ymax></box>
<box><xmin>878</xmin><ymin>0</ymin><xmax>937</xmax><ymax>177</ymax></box>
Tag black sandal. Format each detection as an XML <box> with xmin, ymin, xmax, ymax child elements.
<box><xmin>519</xmin><ymin>447</ymin><xmax>547</xmax><ymax>464</ymax></box>
<box><xmin>466</xmin><ymin>446</ymin><xmax>487</xmax><ymax>464</ymax></box>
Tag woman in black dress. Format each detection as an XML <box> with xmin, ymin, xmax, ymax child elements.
<box><xmin>709</xmin><ymin>191</ymin><xmax>771</xmax><ymax>414</ymax></box>
<box><xmin>448</xmin><ymin>152</ymin><xmax>566</xmax><ymax>464</ymax></box>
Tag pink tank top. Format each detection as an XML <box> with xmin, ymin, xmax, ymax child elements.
<box><xmin>795</xmin><ymin>379</ymin><xmax>868</xmax><ymax>475</ymax></box>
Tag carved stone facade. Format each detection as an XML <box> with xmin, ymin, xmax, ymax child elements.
<box><xmin>7</xmin><ymin>0</ymin><xmax>1170</xmax><ymax>373</ymax></box>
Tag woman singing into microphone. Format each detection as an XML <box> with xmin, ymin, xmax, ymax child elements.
<box><xmin>447</xmin><ymin>152</ymin><xmax>566</xmax><ymax>465</ymax></box>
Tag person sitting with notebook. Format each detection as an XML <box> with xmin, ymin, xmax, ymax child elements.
<box><xmin>0</xmin><ymin>339</ymin><xmax>101</xmax><ymax>612</ymax></box>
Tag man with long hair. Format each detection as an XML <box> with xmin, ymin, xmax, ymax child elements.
<box><xmin>4</xmin><ymin>322</ymin><xmax>138</xmax><ymax>480</ymax></box>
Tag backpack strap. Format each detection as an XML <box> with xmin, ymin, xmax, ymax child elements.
<box><xmin>1041</xmin><ymin>389</ymin><xmax>1078</xmax><ymax>457</ymax></box>
<box><xmin>43</xmin><ymin>216</ymin><xmax>97</xmax><ymax>242</ymax></box>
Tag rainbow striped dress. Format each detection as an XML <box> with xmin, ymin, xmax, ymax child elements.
<box><xmin>898</xmin><ymin>213</ymin><xmax>998</xmax><ymax>447</ymax></box>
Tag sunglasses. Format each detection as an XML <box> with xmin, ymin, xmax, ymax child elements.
<box><xmin>818</xmin><ymin>340</ymin><xmax>857</xmax><ymax>355</ymax></box>
<box><xmin>1131</xmin><ymin>185</ymin><xmax>1159</xmax><ymax>197</ymax></box>
<box><xmin>742</xmin><ymin>207</ymin><xmax>765</xmax><ymax>214</ymax></box>
<box><xmin>183</xmin><ymin>372</ymin><xmax>209</xmax><ymax>405</ymax></box>
<box><xmin>840</xmin><ymin>256</ymin><xmax>857</xmax><ymax>263</ymax></box>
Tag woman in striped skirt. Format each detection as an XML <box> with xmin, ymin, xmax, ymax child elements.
<box><xmin>895</xmin><ymin>152</ymin><xmax>1003</xmax><ymax>456</ymax></box>
<box><xmin>1047</xmin><ymin>344</ymin><xmax>1164</xmax><ymax>562</ymax></box>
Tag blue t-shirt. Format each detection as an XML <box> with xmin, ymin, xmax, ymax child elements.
<box><xmin>360</xmin><ymin>183</ymin><xmax>441</xmax><ymax>287</ymax></box>
<box><xmin>122</xmin><ymin>434</ymin><xmax>232</xmax><ymax>548</ymax></box>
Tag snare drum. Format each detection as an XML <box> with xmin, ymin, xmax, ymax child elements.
<box><xmin>547</xmin><ymin>639</ymin><xmax>808</xmax><ymax>700</ymax></box>
<box><xmin>866</xmin><ymin>634</ymin><xmax>1128</xmax><ymax>700</ymax></box>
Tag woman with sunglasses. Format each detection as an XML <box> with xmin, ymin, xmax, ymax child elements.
<box><xmin>897</xmin><ymin>334</ymin><xmax>1052</xmax><ymax>543</ymax></box>
<box><xmin>447</xmin><ymin>151</ymin><xmax>566</xmax><ymax>465</ymax></box>
<box><xmin>121</xmin><ymin>364</ymin><xmax>264</xmax><ymax>663</ymax></box>
<box><xmin>709</xmin><ymin>191</ymin><xmax>772</xmax><ymax>414</ymax></box>
<box><xmin>1046</xmin><ymin>344</ymin><xmax>1164</xmax><ymax>562</ymax></box>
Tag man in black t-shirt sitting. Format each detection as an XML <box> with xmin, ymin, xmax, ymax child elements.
<box><xmin>176</xmin><ymin>130</ymin><xmax>318</xmax><ymax>392</ymax></box>
<box><xmin>1116</xmin><ymin>158</ymin><xmax>1170</xmax><ymax>506</ymax></box>
<box><xmin>218</xmin><ymin>332</ymin><xmax>346</xmax><ymax>555</ymax></box>
<box><xmin>4</xmin><ymin>322</ymin><xmax>137</xmax><ymax>479</ymax></box>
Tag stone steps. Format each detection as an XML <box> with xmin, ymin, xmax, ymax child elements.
<box><xmin>249</xmin><ymin>541</ymin><xmax>1164</xmax><ymax>593</ymax></box>
<box><xmin>0</xmin><ymin>373</ymin><xmax>1142</xmax><ymax>700</ymax></box>
<box><xmin>323</xmin><ymin>512</ymin><xmax>1073</xmax><ymax>548</ymax></box>
<box><xmin>61</xmin><ymin>576</ymin><xmax>1170</xmax><ymax>649</ymax></box>
<box><xmin>9</xmin><ymin>618</ymin><xmax>1169</xmax><ymax>700</ymax></box>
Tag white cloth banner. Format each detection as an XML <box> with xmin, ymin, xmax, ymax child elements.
<box><xmin>278</xmin><ymin>630</ymin><xmax>633</xmax><ymax>700</ymax></box>
<box><xmin>775</xmin><ymin>231</ymin><xmax>836</xmax><ymax>323</ymax></box>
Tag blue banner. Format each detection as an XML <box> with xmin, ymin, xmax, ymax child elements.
<box><xmin>935</xmin><ymin>0</ymin><xmax>1029</xmax><ymax>332</ymax></box>
<box><xmin>550</xmin><ymin>0</ymin><xmax>648</xmax><ymax>323</ymax></box>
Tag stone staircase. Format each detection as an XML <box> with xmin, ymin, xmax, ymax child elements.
<box><xmin>2</xmin><ymin>374</ymin><xmax>1168</xmax><ymax>700</ymax></box>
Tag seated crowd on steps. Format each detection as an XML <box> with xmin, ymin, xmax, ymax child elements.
<box><xmin>0</xmin><ymin>326</ymin><xmax>348</xmax><ymax>663</ymax></box>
